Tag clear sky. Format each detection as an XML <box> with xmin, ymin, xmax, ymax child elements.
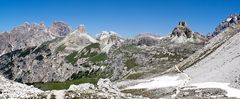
<box><xmin>0</xmin><ymin>0</ymin><xmax>240</xmax><ymax>37</ymax></box>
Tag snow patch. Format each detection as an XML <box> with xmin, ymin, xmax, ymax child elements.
<box><xmin>125</xmin><ymin>75</ymin><xmax>184</xmax><ymax>89</ymax></box>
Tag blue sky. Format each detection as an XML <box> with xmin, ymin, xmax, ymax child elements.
<box><xmin>0</xmin><ymin>0</ymin><xmax>240</xmax><ymax>37</ymax></box>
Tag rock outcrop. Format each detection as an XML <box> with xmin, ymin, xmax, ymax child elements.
<box><xmin>50</xmin><ymin>21</ymin><xmax>71</xmax><ymax>37</ymax></box>
<box><xmin>171</xmin><ymin>21</ymin><xmax>193</xmax><ymax>38</ymax></box>
<box><xmin>0</xmin><ymin>76</ymin><xmax>43</xmax><ymax>99</ymax></box>
<box><xmin>170</xmin><ymin>21</ymin><xmax>208</xmax><ymax>43</ymax></box>
<box><xmin>210</xmin><ymin>14</ymin><xmax>240</xmax><ymax>38</ymax></box>
<box><xmin>184</xmin><ymin>25</ymin><xmax>240</xmax><ymax>85</ymax></box>
<box><xmin>97</xmin><ymin>31</ymin><xmax>124</xmax><ymax>53</ymax></box>
<box><xmin>55</xmin><ymin>24</ymin><xmax>98</xmax><ymax>55</ymax></box>
<box><xmin>0</xmin><ymin>22</ymin><xmax>71</xmax><ymax>56</ymax></box>
<box><xmin>97</xmin><ymin>78</ymin><xmax>120</xmax><ymax>94</ymax></box>
<box><xmin>97</xmin><ymin>31</ymin><xmax>124</xmax><ymax>46</ymax></box>
<box><xmin>68</xmin><ymin>83</ymin><xmax>95</xmax><ymax>91</ymax></box>
<box><xmin>134</xmin><ymin>33</ymin><xmax>162</xmax><ymax>46</ymax></box>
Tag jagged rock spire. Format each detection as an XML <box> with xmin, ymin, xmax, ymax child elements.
<box><xmin>78</xmin><ymin>24</ymin><xmax>86</xmax><ymax>33</ymax></box>
<box><xmin>178</xmin><ymin>21</ymin><xmax>187</xmax><ymax>27</ymax></box>
<box><xmin>170</xmin><ymin>21</ymin><xmax>208</xmax><ymax>43</ymax></box>
<box><xmin>171</xmin><ymin>21</ymin><xmax>193</xmax><ymax>38</ymax></box>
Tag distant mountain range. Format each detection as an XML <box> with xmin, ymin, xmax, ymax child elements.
<box><xmin>0</xmin><ymin>14</ymin><xmax>240</xmax><ymax>98</ymax></box>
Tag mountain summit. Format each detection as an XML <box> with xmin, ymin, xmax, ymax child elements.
<box><xmin>171</xmin><ymin>21</ymin><xmax>207</xmax><ymax>43</ymax></box>
<box><xmin>77</xmin><ymin>24</ymin><xmax>86</xmax><ymax>33</ymax></box>
<box><xmin>171</xmin><ymin>21</ymin><xmax>192</xmax><ymax>38</ymax></box>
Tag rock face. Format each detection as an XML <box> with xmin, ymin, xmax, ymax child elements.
<box><xmin>68</xmin><ymin>83</ymin><xmax>95</xmax><ymax>91</ymax></box>
<box><xmin>77</xmin><ymin>24</ymin><xmax>86</xmax><ymax>33</ymax></box>
<box><xmin>97</xmin><ymin>31</ymin><xmax>124</xmax><ymax>46</ymax></box>
<box><xmin>97</xmin><ymin>31</ymin><xmax>124</xmax><ymax>53</ymax></box>
<box><xmin>55</xmin><ymin>24</ymin><xmax>98</xmax><ymax>54</ymax></box>
<box><xmin>184</xmin><ymin>25</ymin><xmax>240</xmax><ymax>85</ymax></box>
<box><xmin>170</xmin><ymin>21</ymin><xmax>208</xmax><ymax>43</ymax></box>
<box><xmin>49</xmin><ymin>21</ymin><xmax>71</xmax><ymax>37</ymax></box>
<box><xmin>171</xmin><ymin>21</ymin><xmax>193</xmax><ymax>38</ymax></box>
<box><xmin>210</xmin><ymin>14</ymin><xmax>240</xmax><ymax>38</ymax></box>
<box><xmin>134</xmin><ymin>33</ymin><xmax>162</xmax><ymax>46</ymax></box>
<box><xmin>0</xmin><ymin>22</ymin><xmax>71</xmax><ymax>56</ymax></box>
<box><xmin>97</xmin><ymin>78</ymin><xmax>120</xmax><ymax>93</ymax></box>
<box><xmin>0</xmin><ymin>33</ymin><xmax>12</xmax><ymax>56</ymax></box>
<box><xmin>164</xmin><ymin>19</ymin><xmax>240</xmax><ymax>74</ymax></box>
<box><xmin>0</xmin><ymin>75</ymin><xmax>43</xmax><ymax>99</ymax></box>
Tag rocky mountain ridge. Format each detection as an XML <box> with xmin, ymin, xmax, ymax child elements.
<box><xmin>0</xmin><ymin>21</ymin><xmax>207</xmax><ymax>85</ymax></box>
<box><xmin>209</xmin><ymin>14</ymin><xmax>240</xmax><ymax>38</ymax></box>
<box><xmin>2</xmin><ymin>14</ymin><xmax>240</xmax><ymax>98</ymax></box>
<box><xmin>0</xmin><ymin>22</ymin><xmax>71</xmax><ymax>56</ymax></box>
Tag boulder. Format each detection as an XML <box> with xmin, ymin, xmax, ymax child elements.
<box><xmin>68</xmin><ymin>83</ymin><xmax>95</xmax><ymax>91</ymax></box>
<box><xmin>97</xmin><ymin>78</ymin><xmax>120</xmax><ymax>94</ymax></box>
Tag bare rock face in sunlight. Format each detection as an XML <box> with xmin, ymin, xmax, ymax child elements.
<box><xmin>134</xmin><ymin>33</ymin><xmax>162</xmax><ymax>46</ymax></box>
<box><xmin>171</xmin><ymin>21</ymin><xmax>193</xmax><ymax>38</ymax></box>
<box><xmin>0</xmin><ymin>22</ymin><xmax>71</xmax><ymax>56</ymax></box>
<box><xmin>209</xmin><ymin>14</ymin><xmax>240</xmax><ymax>38</ymax></box>
<box><xmin>170</xmin><ymin>21</ymin><xmax>208</xmax><ymax>43</ymax></box>
<box><xmin>97</xmin><ymin>31</ymin><xmax>124</xmax><ymax>53</ymax></box>
<box><xmin>78</xmin><ymin>24</ymin><xmax>86</xmax><ymax>33</ymax></box>
<box><xmin>6</xmin><ymin>22</ymin><xmax>53</xmax><ymax>52</ymax></box>
<box><xmin>50</xmin><ymin>21</ymin><xmax>71</xmax><ymax>37</ymax></box>
<box><xmin>0</xmin><ymin>32</ymin><xmax>12</xmax><ymax>56</ymax></box>
<box><xmin>0</xmin><ymin>75</ymin><xmax>43</xmax><ymax>99</ymax></box>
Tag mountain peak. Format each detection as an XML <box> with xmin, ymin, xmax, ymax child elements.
<box><xmin>178</xmin><ymin>21</ymin><xmax>188</xmax><ymax>27</ymax></box>
<box><xmin>78</xmin><ymin>24</ymin><xmax>86</xmax><ymax>33</ymax></box>
<box><xmin>171</xmin><ymin>21</ymin><xmax>193</xmax><ymax>39</ymax></box>
<box><xmin>170</xmin><ymin>21</ymin><xmax>207</xmax><ymax>43</ymax></box>
<box><xmin>50</xmin><ymin>21</ymin><xmax>71</xmax><ymax>37</ymax></box>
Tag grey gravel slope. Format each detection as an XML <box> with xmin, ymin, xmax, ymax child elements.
<box><xmin>184</xmin><ymin>30</ymin><xmax>240</xmax><ymax>86</ymax></box>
